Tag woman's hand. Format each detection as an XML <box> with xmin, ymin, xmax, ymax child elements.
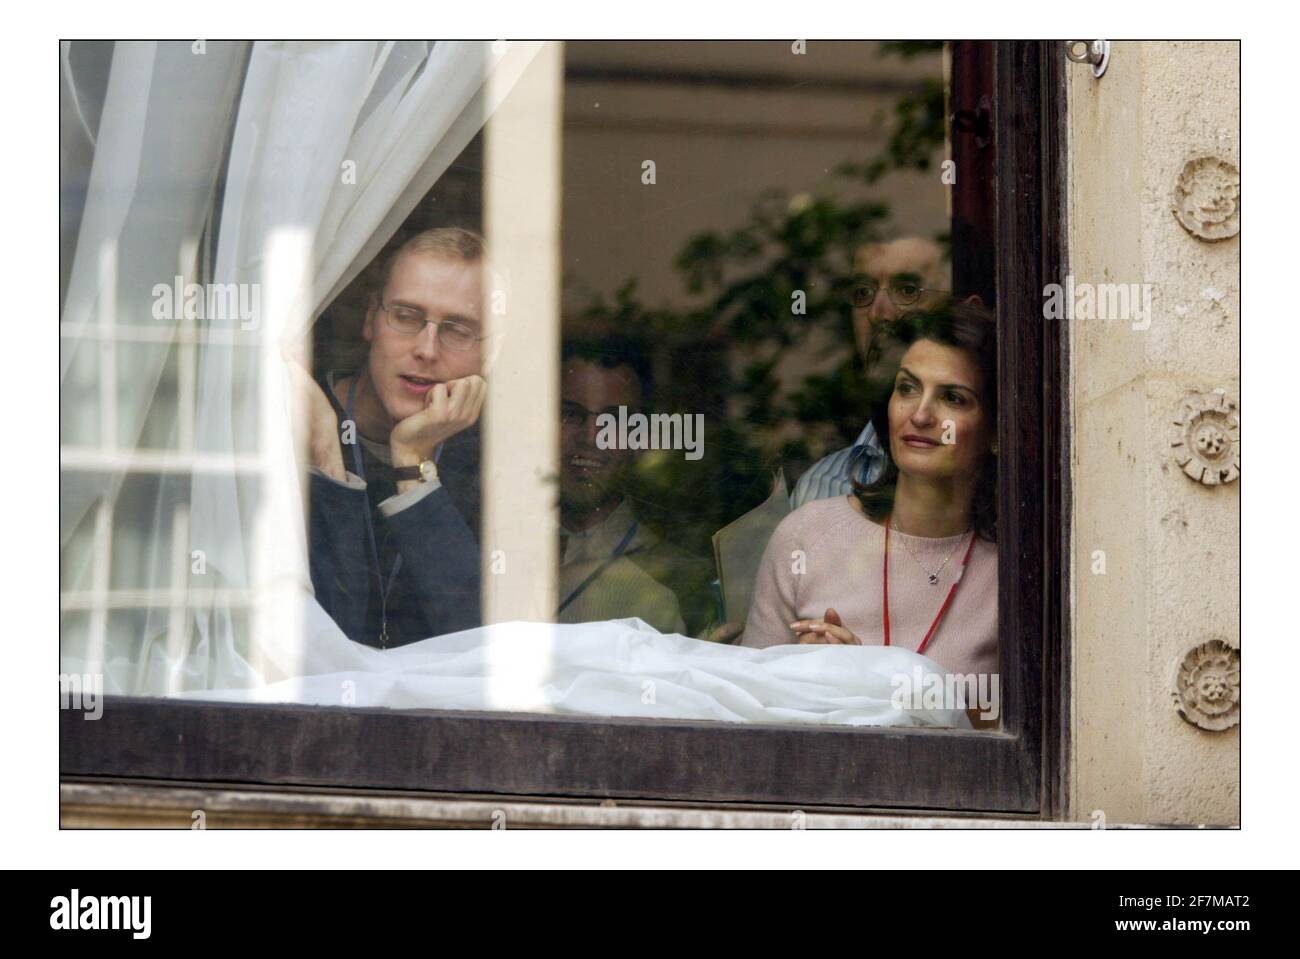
<box><xmin>790</xmin><ymin>607</ymin><xmax>861</xmax><ymax>645</ymax></box>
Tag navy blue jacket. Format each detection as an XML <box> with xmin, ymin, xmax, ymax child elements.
<box><xmin>307</xmin><ymin>374</ymin><xmax>482</xmax><ymax>648</ymax></box>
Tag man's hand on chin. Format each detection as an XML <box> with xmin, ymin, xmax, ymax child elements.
<box><xmin>389</xmin><ymin>374</ymin><xmax>486</xmax><ymax>488</ymax></box>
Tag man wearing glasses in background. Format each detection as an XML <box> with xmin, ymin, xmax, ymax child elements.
<box><xmin>289</xmin><ymin>227</ymin><xmax>487</xmax><ymax>648</ymax></box>
<box><xmin>790</xmin><ymin>236</ymin><xmax>951</xmax><ymax>509</ymax></box>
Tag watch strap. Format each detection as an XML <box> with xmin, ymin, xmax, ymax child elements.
<box><xmin>392</xmin><ymin>459</ymin><xmax>437</xmax><ymax>483</ymax></box>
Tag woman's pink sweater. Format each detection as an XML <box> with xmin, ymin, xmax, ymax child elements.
<box><xmin>742</xmin><ymin>495</ymin><xmax>998</xmax><ymax>676</ymax></box>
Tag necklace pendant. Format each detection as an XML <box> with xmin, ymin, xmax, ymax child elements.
<box><xmin>928</xmin><ymin>573</ymin><xmax>939</xmax><ymax>585</ymax></box>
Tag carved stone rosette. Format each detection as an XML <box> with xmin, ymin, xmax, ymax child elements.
<box><xmin>1170</xmin><ymin>389</ymin><xmax>1240</xmax><ymax>486</ymax></box>
<box><xmin>1173</xmin><ymin>639</ymin><xmax>1240</xmax><ymax>732</ymax></box>
<box><xmin>1172</xmin><ymin>155</ymin><xmax>1240</xmax><ymax>241</ymax></box>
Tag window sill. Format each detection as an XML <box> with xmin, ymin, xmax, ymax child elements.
<box><xmin>60</xmin><ymin>782</ymin><xmax>1147</xmax><ymax>829</ymax></box>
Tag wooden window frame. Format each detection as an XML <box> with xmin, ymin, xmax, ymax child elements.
<box><xmin>61</xmin><ymin>41</ymin><xmax>1069</xmax><ymax>818</ymax></box>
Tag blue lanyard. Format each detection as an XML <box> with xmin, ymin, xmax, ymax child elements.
<box><xmin>344</xmin><ymin>373</ymin><xmax>403</xmax><ymax>648</ymax></box>
<box><xmin>556</xmin><ymin>519</ymin><xmax>639</xmax><ymax>617</ymax></box>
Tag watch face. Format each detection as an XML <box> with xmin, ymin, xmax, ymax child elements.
<box><xmin>420</xmin><ymin>460</ymin><xmax>435</xmax><ymax>482</ymax></box>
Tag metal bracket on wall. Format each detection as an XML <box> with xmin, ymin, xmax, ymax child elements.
<box><xmin>1065</xmin><ymin>40</ymin><xmax>1110</xmax><ymax>78</ymax></box>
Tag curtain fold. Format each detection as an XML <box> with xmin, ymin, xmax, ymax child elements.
<box><xmin>308</xmin><ymin>40</ymin><xmax>543</xmax><ymax>335</ymax></box>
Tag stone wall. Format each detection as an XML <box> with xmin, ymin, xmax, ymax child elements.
<box><xmin>1068</xmin><ymin>40</ymin><xmax>1240</xmax><ymax>825</ymax></box>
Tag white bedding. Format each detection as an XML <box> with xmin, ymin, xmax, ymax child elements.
<box><xmin>176</xmin><ymin>614</ymin><xmax>972</xmax><ymax>728</ymax></box>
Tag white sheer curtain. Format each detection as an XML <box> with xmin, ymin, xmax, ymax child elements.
<box><xmin>60</xmin><ymin>41</ymin><xmax>251</xmax><ymax>691</ymax></box>
<box><xmin>60</xmin><ymin>40</ymin><xmax>543</xmax><ymax>695</ymax></box>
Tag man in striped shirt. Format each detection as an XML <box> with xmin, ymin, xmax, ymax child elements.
<box><xmin>790</xmin><ymin>237</ymin><xmax>951</xmax><ymax>509</ymax></box>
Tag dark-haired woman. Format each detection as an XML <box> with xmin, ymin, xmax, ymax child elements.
<box><xmin>742</xmin><ymin>303</ymin><xmax>998</xmax><ymax>677</ymax></box>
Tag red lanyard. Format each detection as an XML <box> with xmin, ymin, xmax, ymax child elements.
<box><xmin>882</xmin><ymin>515</ymin><xmax>978</xmax><ymax>655</ymax></box>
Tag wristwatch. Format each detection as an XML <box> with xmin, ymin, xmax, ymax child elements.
<box><xmin>392</xmin><ymin>459</ymin><xmax>439</xmax><ymax>484</ymax></box>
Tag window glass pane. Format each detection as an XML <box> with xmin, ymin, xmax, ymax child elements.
<box><xmin>117</xmin><ymin>340</ymin><xmax>180</xmax><ymax>451</ymax></box>
<box><xmin>60</xmin><ymin>40</ymin><xmax>1002</xmax><ymax>734</ymax></box>
<box><xmin>59</xmin><ymin>337</ymin><xmax>99</xmax><ymax>448</ymax></box>
<box><xmin>110</xmin><ymin>473</ymin><xmax>185</xmax><ymax>592</ymax></box>
<box><xmin>542</xmin><ymin>41</ymin><xmax>997</xmax><ymax>727</ymax></box>
<box><xmin>60</xmin><ymin>485</ymin><xmax>100</xmax><ymax>593</ymax></box>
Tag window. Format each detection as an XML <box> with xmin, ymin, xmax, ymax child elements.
<box><xmin>61</xmin><ymin>41</ymin><xmax>1066</xmax><ymax>815</ymax></box>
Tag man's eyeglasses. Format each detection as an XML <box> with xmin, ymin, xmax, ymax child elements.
<box><xmin>378</xmin><ymin>300</ymin><xmax>485</xmax><ymax>352</ymax></box>
<box><xmin>849</xmin><ymin>277</ymin><xmax>948</xmax><ymax>310</ymax></box>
